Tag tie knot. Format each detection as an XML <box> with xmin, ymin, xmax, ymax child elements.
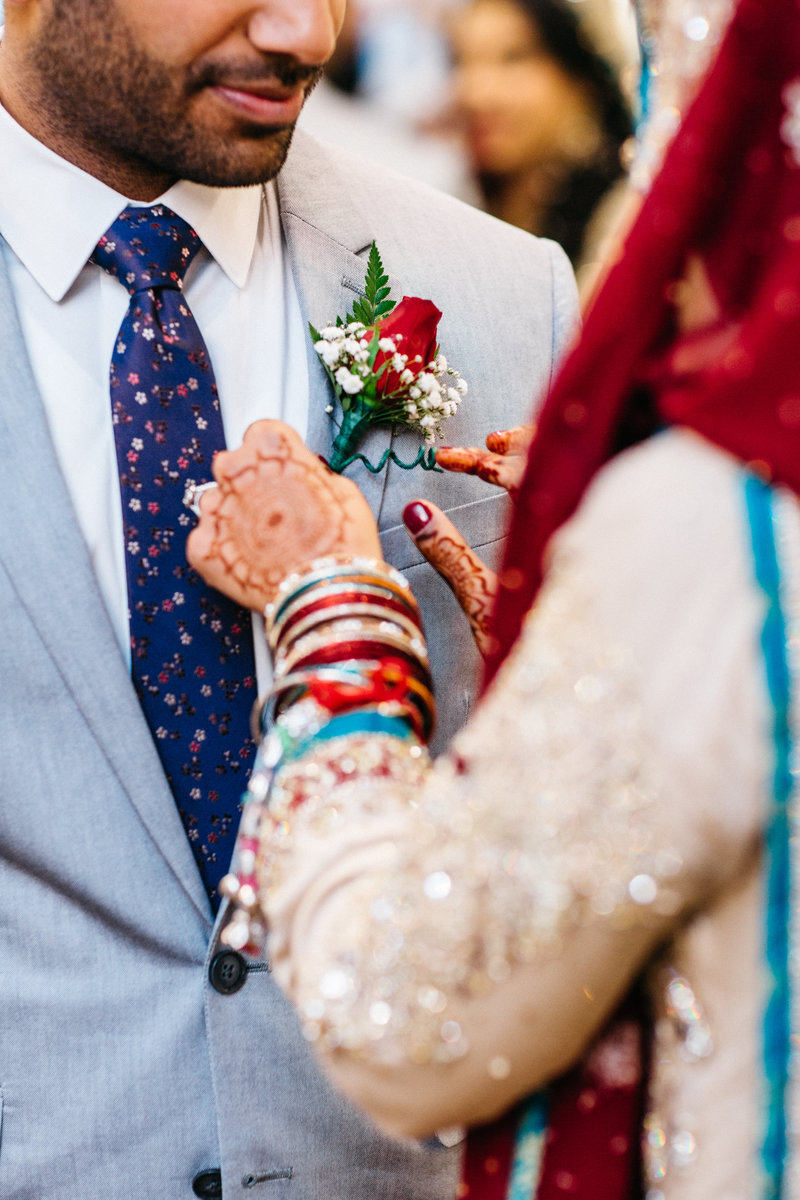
<box><xmin>92</xmin><ymin>205</ymin><xmax>202</xmax><ymax>295</ymax></box>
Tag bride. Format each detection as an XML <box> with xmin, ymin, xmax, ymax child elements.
<box><xmin>187</xmin><ymin>0</ymin><xmax>800</xmax><ymax>1194</ymax></box>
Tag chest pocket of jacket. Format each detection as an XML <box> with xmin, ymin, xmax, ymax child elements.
<box><xmin>379</xmin><ymin>491</ymin><xmax>513</xmax><ymax>572</ymax></box>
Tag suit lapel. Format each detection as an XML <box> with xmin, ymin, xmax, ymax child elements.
<box><xmin>277</xmin><ymin>133</ymin><xmax>402</xmax><ymax>520</ymax></box>
<box><xmin>0</xmin><ymin>241</ymin><xmax>211</xmax><ymax>921</ymax></box>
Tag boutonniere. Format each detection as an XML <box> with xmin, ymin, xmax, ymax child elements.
<box><xmin>310</xmin><ymin>243</ymin><xmax>468</xmax><ymax>474</ymax></box>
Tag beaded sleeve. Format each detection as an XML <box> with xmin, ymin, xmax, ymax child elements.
<box><xmin>256</xmin><ymin>538</ymin><xmax>682</xmax><ymax>1068</ymax></box>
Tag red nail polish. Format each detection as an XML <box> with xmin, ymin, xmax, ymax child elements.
<box><xmin>403</xmin><ymin>501</ymin><xmax>433</xmax><ymax>534</ymax></box>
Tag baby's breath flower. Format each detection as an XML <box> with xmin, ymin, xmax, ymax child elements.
<box><xmin>315</xmin><ymin>340</ymin><xmax>342</xmax><ymax>368</ymax></box>
<box><xmin>335</xmin><ymin>367</ymin><xmax>365</xmax><ymax>395</ymax></box>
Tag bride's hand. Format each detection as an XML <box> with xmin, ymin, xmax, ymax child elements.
<box><xmin>186</xmin><ymin>420</ymin><xmax>382</xmax><ymax>611</ymax></box>
<box><xmin>401</xmin><ymin>425</ymin><xmax>533</xmax><ymax>658</ymax></box>
<box><xmin>435</xmin><ymin>424</ymin><xmax>533</xmax><ymax>500</ymax></box>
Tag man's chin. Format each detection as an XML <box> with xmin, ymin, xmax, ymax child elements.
<box><xmin>171</xmin><ymin>122</ymin><xmax>297</xmax><ymax>189</ymax></box>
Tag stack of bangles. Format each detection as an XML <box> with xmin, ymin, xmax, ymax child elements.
<box><xmin>265</xmin><ymin>554</ymin><xmax>434</xmax><ymax>741</ymax></box>
<box><xmin>219</xmin><ymin>556</ymin><xmax>434</xmax><ymax>952</ymax></box>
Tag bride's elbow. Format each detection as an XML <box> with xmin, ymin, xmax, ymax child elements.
<box><xmin>321</xmin><ymin>1049</ymin><xmax>556</xmax><ymax>1141</ymax></box>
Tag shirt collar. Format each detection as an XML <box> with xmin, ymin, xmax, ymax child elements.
<box><xmin>0</xmin><ymin>97</ymin><xmax>264</xmax><ymax>302</ymax></box>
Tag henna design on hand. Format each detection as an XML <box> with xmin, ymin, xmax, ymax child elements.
<box><xmin>211</xmin><ymin>432</ymin><xmax>350</xmax><ymax>599</ymax></box>
<box><xmin>188</xmin><ymin>421</ymin><xmax>381</xmax><ymax>610</ymax></box>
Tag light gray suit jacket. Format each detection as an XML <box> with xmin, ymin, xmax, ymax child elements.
<box><xmin>0</xmin><ymin>131</ymin><xmax>576</xmax><ymax>1200</ymax></box>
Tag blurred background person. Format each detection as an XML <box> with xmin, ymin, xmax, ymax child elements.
<box><xmin>449</xmin><ymin>0</ymin><xmax>636</xmax><ymax>283</ymax></box>
<box><xmin>300</xmin><ymin>0</ymin><xmax>479</xmax><ymax>201</ymax></box>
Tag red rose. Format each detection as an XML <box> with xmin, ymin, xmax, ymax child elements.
<box><xmin>373</xmin><ymin>297</ymin><xmax>442</xmax><ymax>399</ymax></box>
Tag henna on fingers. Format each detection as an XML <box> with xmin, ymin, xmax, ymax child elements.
<box><xmin>435</xmin><ymin>446</ymin><xmax>528</xmax><ymax>501</ymax></box>
<box><xmin>436</xmin><ymin>424</ymin><xmax>534</xmax><ymax>501</ymax></box>
<box><xmin>484</xmin><ymin>425</ymin><xmax>534</xmax><ymax>456</ymax></box>
<box><xmin>404</xmin><ymin>500</ymin><xmax>499</xmax><ymax>658</ymax></box>
<box><xmin>417</xmin><ymin>532</ymin><xmax>498</xmax><ymax>658</ymax></box>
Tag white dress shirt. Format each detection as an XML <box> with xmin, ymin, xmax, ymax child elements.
<box><xmin>0</xmin><ymin>97</ymin><xmax>309</xmax><ymax>686</ymax></box>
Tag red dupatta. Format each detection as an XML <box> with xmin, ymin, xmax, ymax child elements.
<box><xmin>464</xmin><ymin>0</ymin><xmax>800</xmax><ymax>1195</ymax></box>
<box><xmin>488</xmin><ymin>0</ymin><xmax>800</xmax><ymax>687</ymax></box>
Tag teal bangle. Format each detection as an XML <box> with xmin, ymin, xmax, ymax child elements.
<box><xmin>281</xmin><ymin>708</ymin><xmax>417</xmax><ymax>765</ymax></box>
<box><xmin>311</xmin><ymin>710</ymin><xmax>416</xmax><ymax>743</ymax></box>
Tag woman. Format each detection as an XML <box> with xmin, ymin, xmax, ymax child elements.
<box><xmin>449</xmin><ymin>0</ymin><xmax>634</xmax><ymax>274</ymax></box>
<box><xmin>188</xmin><ymin>0</ymin><xmax>799</xmax><ymax>1193</ymax></box>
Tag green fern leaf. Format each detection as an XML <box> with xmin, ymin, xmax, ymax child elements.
<box><xmin>345</xmin><ymin>242</ymin><xmax>396</xmax><ymax>326</ymax></box>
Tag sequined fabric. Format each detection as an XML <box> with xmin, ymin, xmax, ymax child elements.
<box><xmin>255</xmin><ymin>431</ymin><xmax>777</xmax><ymax>1184</ymax></box>
<box><xmin>633</xmin><ymin>0</ymin><xmax>734</xmax><ymax>189</ymax></box>
<box><xmin>261</xmin><ymin>502</ymin><xmax>672</xmax><ymax>1064</ymax></box>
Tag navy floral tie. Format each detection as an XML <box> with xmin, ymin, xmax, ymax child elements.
<box><xmin>93</xmin><ymin>205</ymin><xmax>257</xmax><ymax>908</ymax></box>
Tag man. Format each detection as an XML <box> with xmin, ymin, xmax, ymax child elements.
<box><xmin>0</xmin><ymin>3</ymin><xmax>576</xmax><ymax>1198</ymax></box>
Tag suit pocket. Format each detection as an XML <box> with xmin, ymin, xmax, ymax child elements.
<box><xmin>379</xmin><ymin>491</ymin><xmax>513</xmax><ymax>571</ymax></box>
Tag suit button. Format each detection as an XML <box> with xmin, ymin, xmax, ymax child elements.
<box><xmin>192</xmin><ymin>1168</ymin><xmax>222</xmax><ymax>1198</ymax></box>
<box><xmin>209</xmin><ymin>950</ymin><xmax>247</xmax><ymax>995</ymax></box>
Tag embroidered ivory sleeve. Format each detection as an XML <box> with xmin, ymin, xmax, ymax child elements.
<box><xmin>255</xmin><ymin>432</ymin><xmax>769</xmax><ymax>1135</ymax></box>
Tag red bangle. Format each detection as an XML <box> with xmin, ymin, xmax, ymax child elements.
<box><xmin>280</xmin><ymin>642</ymin><xmax>432</xmax><ymax>691</ymax></box>
<box><xmin>307</xmin><ymin>658</ymin><xmax>422</xmax><ymax>713</ymax></box>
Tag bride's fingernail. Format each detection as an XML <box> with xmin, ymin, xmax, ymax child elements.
<box><xmin>403</xmin><ymin>502</ymin><xmax>433</xmax><ymax>534</ymax></box>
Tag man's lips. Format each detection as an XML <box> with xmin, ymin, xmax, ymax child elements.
<box><xmin>212</xmin><ymin>81</ymin><xmax>308</xmax><ymax>124</ymax></box>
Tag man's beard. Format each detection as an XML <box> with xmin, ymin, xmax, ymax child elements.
<box><xmin>27</xmin><ymin>1</ymin><xmax>322</xmax><ymax>189</ymax></box>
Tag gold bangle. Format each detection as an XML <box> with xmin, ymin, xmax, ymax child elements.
<box><xmin>266</xmin><ymin>557</ymin><xmax>416</xmax><ymax>627</ymax></box>
<box><xmin>275</xmin><ymin>604</ymin><xmax>424</xmax><ymax>655</ymax></box>
<box><xmin>275</xmin><ymin>627</ymin><xmax>430</xmax><ymax>680</ymax></box>
<box><xmin>269</xmin><ymin>582</ymin><xmax>421</xmax><ymax>652</ymax></box>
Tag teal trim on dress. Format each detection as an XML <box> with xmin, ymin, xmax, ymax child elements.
<box><xmin>507</xmin><ymin>1092</ymin><xmax>548</xmax><ymax>1200</ymax></box>
<box><xmin>744</xmin><ymin>473</ymin><xmax>792</xmax><ymax>1200</ymax></box>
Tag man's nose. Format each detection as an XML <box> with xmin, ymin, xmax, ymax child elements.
<box><xmin>247</xmin><ymin>1</ymin><xmax>343</xmax><ymax>66</ymax></box>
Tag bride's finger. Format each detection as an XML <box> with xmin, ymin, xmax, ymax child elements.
<box><xmin>484</xmin><ymin>425</ymin><xmax>534</xmax><ymax>455</ymax></box>
<box><xmin>435</xmin><ymin>446</ymin><xmax>527</xmax><ymax>499</ymax></box>
<box><xmin>403</xmin><ymin>500</ymin><xmax>499</xmax><ymax>659</ymax></box>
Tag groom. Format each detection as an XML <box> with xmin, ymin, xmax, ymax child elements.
<box><xmin>0</xmin><ymin>2</ymin><xmax>576</xmax><ymax>1198</ymax></box>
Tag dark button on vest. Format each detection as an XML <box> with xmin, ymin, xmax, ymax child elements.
<box><xmin>192</xmin><ymin>1168</ymin><xmax>222</xmax><ymax>1198</ymax></box>
<box><xmin>209</xmin><ymin>950</ymin><xmax>247</xmax><ymax>995</ymax></box>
